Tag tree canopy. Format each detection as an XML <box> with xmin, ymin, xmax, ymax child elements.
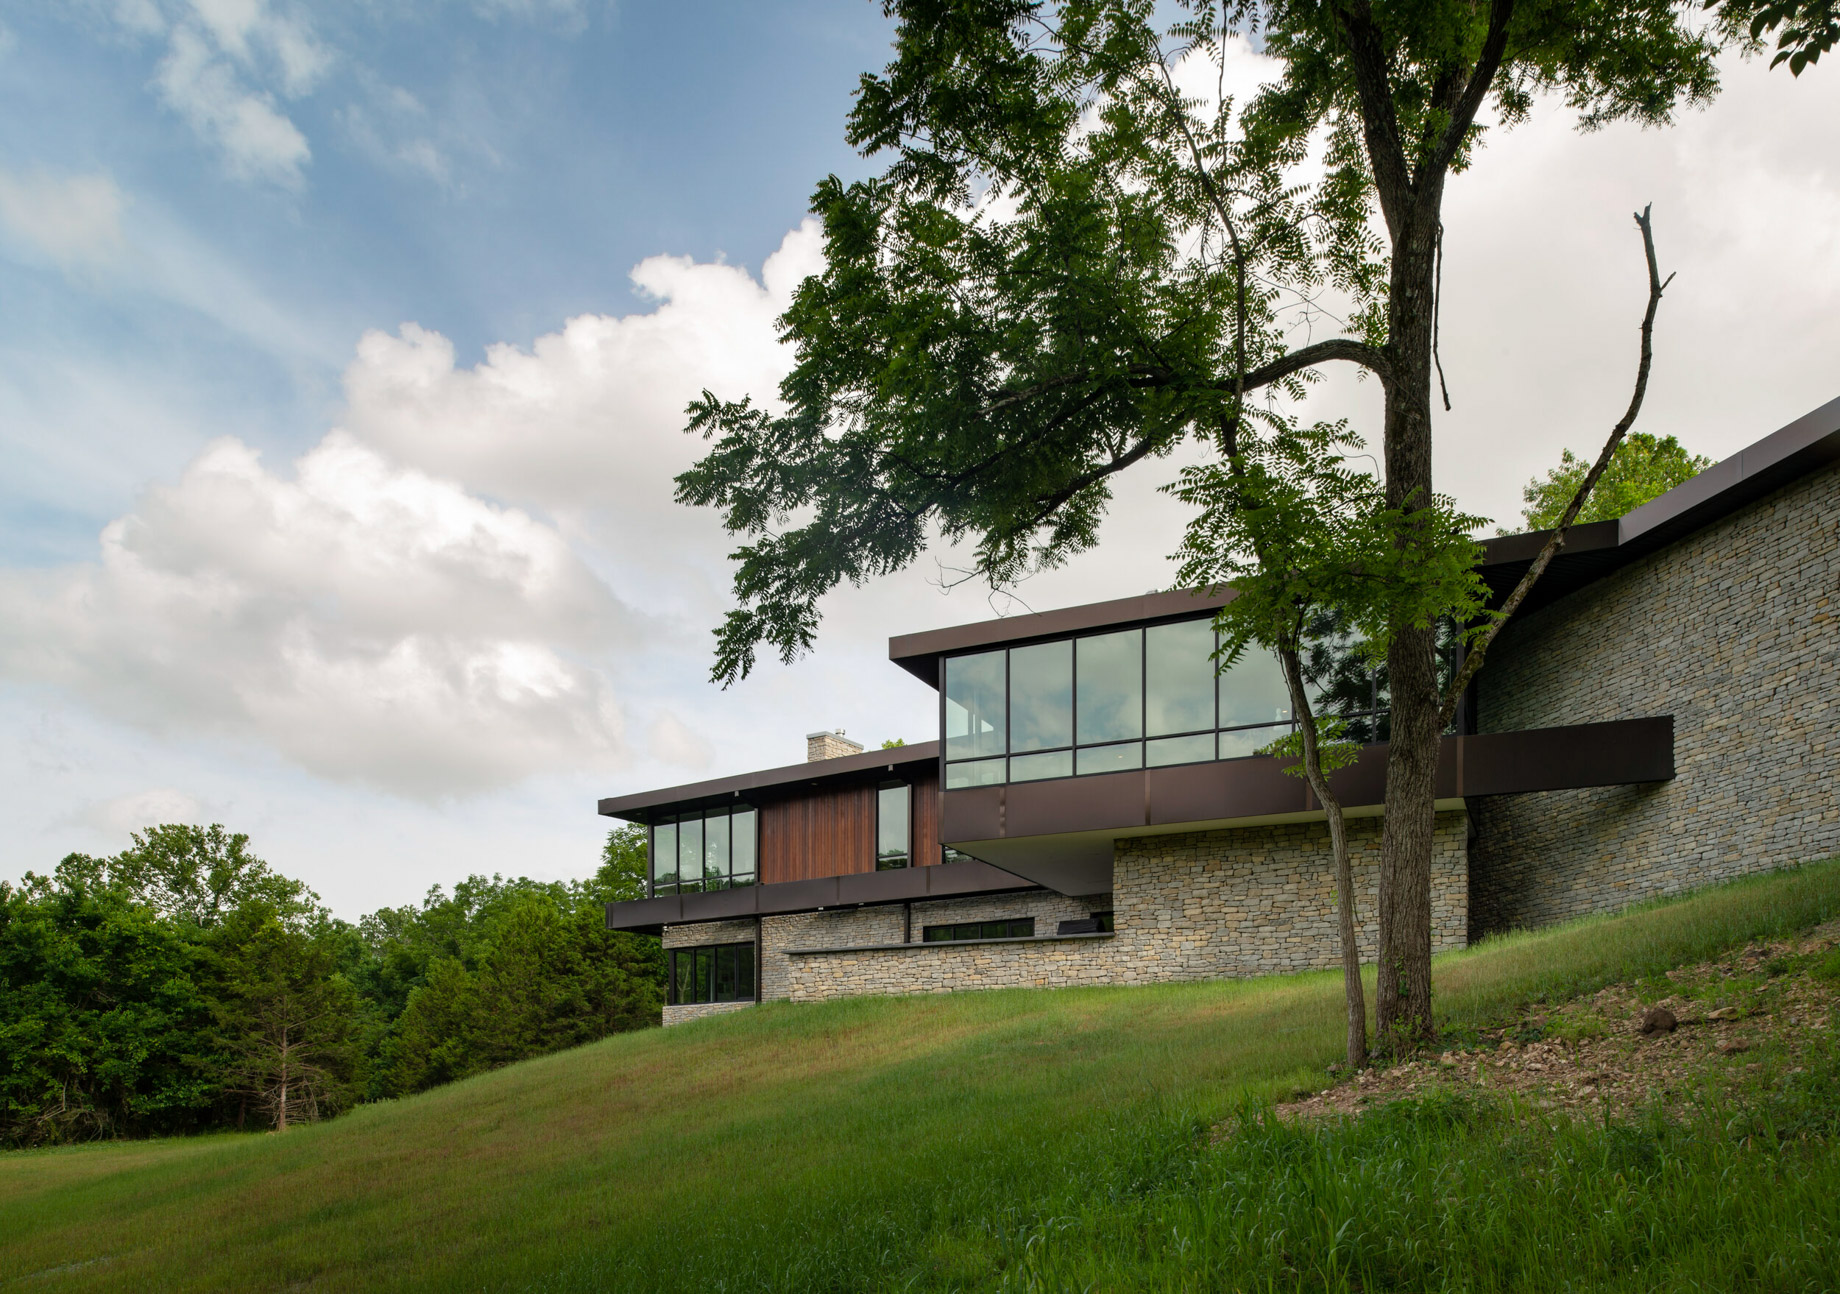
<box><xmin>1514</xmin><ymin>431</ymin><xmax>1711</xmax><ymax>530</ymax></box>
<box><xmin>678</xmin><ymin>0</ymin><xmax>1723</xmax><ymax>685</ymax></box>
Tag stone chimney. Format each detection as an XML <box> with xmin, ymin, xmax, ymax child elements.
<box><xmin>807</xmin><ymin>729</ymin><xmax>864</xmax><ymax>762</ymax></box>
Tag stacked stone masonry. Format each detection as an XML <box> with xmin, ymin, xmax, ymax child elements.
<box><xmin>659</xmin><ymin>813</ymin><xmax>1467</xmax><ymax>1010</ymax></box>
<box><xmin>1471</xmin><ymin>461</ymin><xmax>1840</xmax><ymax>935</ymax></box>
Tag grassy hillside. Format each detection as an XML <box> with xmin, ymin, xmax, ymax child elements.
<box><xmin>5</xmin><ymin>860</ymin><xmax>1840</xmax><ymax>1292</ymax></box>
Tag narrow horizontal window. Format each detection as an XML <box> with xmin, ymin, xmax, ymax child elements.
<box><xmin>1218</xmin><ymin>724</ymin><xmax>1290</xmax><ymax>761</ymax></box>
<box><xmin>922</xmin><ymin>918</ymin><xmax>1035</xmax><ymax>943</ymax></box>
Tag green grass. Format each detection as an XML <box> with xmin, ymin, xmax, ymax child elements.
<box><xmin>4</xmin><ymin>859</ymin><xmax>1840</xmax><ymax>1292</ymax></box>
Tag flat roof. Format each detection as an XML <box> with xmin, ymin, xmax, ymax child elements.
<box><xmin>889</xmin><ymin>395</ymin><xmax>1840</xmax><ymax>683</ymax></box>
<box><xmin>598</xmin><ymin>739</ymin><xmax>939</xmax><ymax>821</ymax></box>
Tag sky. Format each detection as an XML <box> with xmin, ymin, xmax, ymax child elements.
<box><xmin>2</xmin><ymin>1</ymin><xmax>1837</xmax><ymax>919</ymax></box>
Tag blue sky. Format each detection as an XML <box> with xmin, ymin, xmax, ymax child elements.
<box><xmin>0</xmin><ymin>1</ymin><xmax>889</xmax><ymax>565</ymax></box>
<box><xmin>3</xmin><ymin>3</ymin><xmax>1838</xmax><ymax>917</ymax></box>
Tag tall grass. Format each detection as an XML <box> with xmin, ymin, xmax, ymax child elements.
<box><xmin>2</xmin><ymin>858</ymin><xmax>1837</xmax><ymax>1292</ymax></box>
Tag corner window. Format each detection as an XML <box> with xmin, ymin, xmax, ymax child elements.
<box><xmin>937</xmin><ymin>616</ymin><xmax>1338</xmax><ymax>787</ymax></box>
<box><xmin>650</xmin><ymin>806</ymin><xmax>757</xmax><ymax>896</ymax></box>
<box><xmin>877</xmin><ymin>781</ymin><xmax>910</xmax><ymax>870</ymax></box>
<box><xmin>667</xmin><ymin>942</ymin><xmax>755</xmax><ymax>1005</ymax></box>
<box><xmin>922</xmin><ymin>918</ymin><xmax>1035</xmax><ymax>942</ymax></box>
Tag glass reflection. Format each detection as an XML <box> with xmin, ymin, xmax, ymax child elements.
<box><xmin>945</xmin><ymin>757</ymin><xmax>1006</xmax><ymax>789</ymax></box>
<box><xmin>1147</xmin><ymin>733</ymin><xmax>1215</xmax><ymax>767</ymax></box>
<box><xmin>1076</xmin><ymin>741</ymin><xmax>1143</xmax><ymax>776</ymax></box>
<box><xmin>678</xmin><ymin>815</ymin><xmax>703</xmax><ymax>892</ymax></box>
<box><xmin>731</xmin><ymin>808</ymin><xmax>757</xmax><ymax>884</ymax></box>
<box><xmin>1146</xmin><ymin>619</ymin><xmax>1215</xmax><ymax>736</ymax></box>
<box><xmin>705</xmin><ymin>812</ymin><xmax>729</xmax><ymax>886</ymax></box>
<box><xmin>1218</xmin><ymin>726</ymin><xmax>1283</xmax><ymax>760</ymax></box>
<box><xmin>877</xmin><ymin>782</ymin><xmax>910</xmax><ymax>868</ymax></box>
<box><xmin>1008</xmin><ymin>640</ymin><xmax>1072</xmax><ymax>751</ymax></box>
<box><xmin>946</xmin><ymin>650</ymin><xmax>1006</xmax><ymax>759</ymax></box>
<box><xmin>1009</xmin><ymin>750</ymin><xmax>1073</xmax><ymax>782</ymax></box>
<box><xmin>1076</xmin><ymin>630</ymin><xmax>1142</xmax><ymax>744</ymax></box>
<box><xmin>1220</xmin><ymin>648</ymin><xmax>1293</xmax><ymax>729</ymax></box>
<box><xmin>652</xmin><ymin>820</ymin><xmax>677</xmax><ymax>890</ymax></box>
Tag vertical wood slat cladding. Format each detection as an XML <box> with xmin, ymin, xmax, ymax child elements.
<box><xmin>756</xmin><ymin>765</ymin><xmax>944</xmax><ymax>883</ymax></box>
<box><xmin>911</xmin><ymin>765</ymin><xmax>941</xmax><ymax>867</ymax></box>
<box><xmin>759</xmin><ymin>784</ymin><xmax>875</xmax><ymax>884</ymax></box>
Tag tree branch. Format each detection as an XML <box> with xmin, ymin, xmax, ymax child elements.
<box><xmin>1423</xmin><ymin>0</ymin><xmax>1518</xmax><ymax>186</ymax></box>
<box><xmin>1438</xmin><ymin>205</ymin><xmax>1673</xmax><ymax>729</ymax></box>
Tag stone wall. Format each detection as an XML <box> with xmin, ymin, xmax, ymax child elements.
<box><xmin>718</xmin><ymin>813</ymin><xmax>1467</xmax><ymax>1002</ymax></box>
<box><xmin>662</xmin><ymin>1000</ymin><xmax>755</xmax><ymax>1027</ymax></box>
<box><xmin>1109</xmin><ymin>812</ymin><xmax>1468</xmax><ymax>981</ymax></box>
<box><xmin>1471</xmin><ymin>460</ymin><xmax>1840</xmax><ymax>934</ymax></box>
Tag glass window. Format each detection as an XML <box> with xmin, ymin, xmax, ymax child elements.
<box><xmin>1147</xmin><ymin>733</ymin><xmax>1215</xmax><ymax>767</ymax></box>
<box><xmin>731</xmin><ymin>807</ymin><xmax>757</xmax><ymax>885</ymax></box>
<box><xmin>945</xmin><ymin>650</ymin><xmax>1006</xmax><ymax>760</ymax></box>
<box><xmin>694</xmin><ymin>948</ymin><xmax>714</xmax><ymax>1004</ymax></box>
<box><xmin>705</xmin><ymin>811</ymin><xmax>730</xmax><ymax>889</ymax></box>
<box><xmin>1145</xmin><ymin>619</ymin><xmax>1215</xmax><ymax>737</ymax></box>
<box><xmin>877</xmin><ymin>781</ymin><xmax>910</xmax><ymax>869</ymax></box>
<box><xmin>1076</xmin><ymin>629</ymin><xmax>1142</xmax><ymax>744</ymax></box>
<box><xmin>1077</xmin><ymin>741</ymin><xmax>1143</xmax><ymax>776</ymax></box>
<box><xmin>1009</xmin><ymin>750</ymin><xmax>1073</xmax><ymax>782</ymax></box>
<box><xmin>1008</xmin><ymin>640</ymin><xmax>1072</xmax><ymax>752</ymax></box>
<box><xmin>678</xmin><ymin>815</ymin><xmax>704</xmax><ymax>894</ymax></box>
<box><xmin>668</xmin><ymin>943</ymin><xmax>756</xmax><ymax>1006</ymax></box>
<box><xmin>1219</xmin><ymin>726</ymin><xmax>1286</xmax><ymax>760</ymax></box>
<box><xmin>651</xmin><ymin>820</ymin><xmax>677</xmax><ymax>892</ymax></box>
<box><xmin>714</xmin><ymin>945</ymin><xmax>738</xmax><ymax>1001</ymax></box>
<box><xmin>922</xmin><ymin>917</ymin><xmax>1035</xmax><ymax>942</ymax></box>
<box><xmin>1220</xmin><ymin>649</ymin><xmax>1294</xmax><ymax>729</ymax></box>
<box><xmin>945</xmin><ymin>757</ymin><xmax>1006</xmax><ymax>790</ymax></box>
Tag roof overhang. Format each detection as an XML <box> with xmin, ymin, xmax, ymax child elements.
<box><xmin>942</xmin><ymin>717</ymin><xmax>1674</xmax><ymax>894</ymax></box>
<box><xmin>598</xmin><ymin>740</ymin><xmax>939</xmax><ymax>823</ymax></box>
<box><xmin>604</xmin><ymin>856</ymin><xmax>1037</xmax><ymax>934</ymax></box>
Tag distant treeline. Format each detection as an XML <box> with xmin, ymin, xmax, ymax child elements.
<box><xmin>0</xmin><ymin>824</ymin><xmax>663</xmax><ymax>1147</ymax></box>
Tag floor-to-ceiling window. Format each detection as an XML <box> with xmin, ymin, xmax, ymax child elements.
<box><xmin>649</xmin><ymin>806</ymin><xmax>757</xmax><ymax>896</ymax></box>
<box><xmin>667</xmin><ymin>942</ymin><xmax>755</xmax><ymax>1005</ymax></box>
<box><xmin>942</xmin><ymin>616</ymin><xmax>1366</xmax><ymax>789</ymax></box>
<box><xmin>876</xmin><ymin>781</ymin><xmax>911</xmax><ymax>869</ymax></box>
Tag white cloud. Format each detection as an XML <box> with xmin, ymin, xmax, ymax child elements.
<box><xmin>343</xmin><ymin>219</ymin><xmax>825</xmax><ymax>523</ymax></box>
<box><xmin>155</xmin><ymin>25</ymin><xmax>312</xmax><ymax>186</ymax></box>
<box><xmin>0</xmin><ymin>169</ymin><xmax>126</xmax><ymax>268</ymax></box>
<box><xmin>81</xmin><ymin>787</ymin><xmax>207</xmax><ymax>835</ymax></box>
<box><xmin>0</xmin><ymin>434</ymin><xmax>635</xmax><ymax>798</ymax></box>
<box><xmin>647</xmin><ymin>712</ymin><xmax>713</xmax><ymax>771</ymax></box>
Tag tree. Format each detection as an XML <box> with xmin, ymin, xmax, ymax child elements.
<box><xmin>1513</xmin><ymin>431</ymin><xmax>1710</xmax><ymax>530</ymax></box>
<box><xmin>96</xmin><ymin>824</ymin><xmax>318</xmax><ymax>930</ymax></box>
<box><xmin>0</xmin><ymin>867</ymin><xmax>218</xmax><ymax>1145</ymax></box>
<box><xmin>595</xmin><ymin>825</ymin><xmax>650</xmax><ymax>904</ymax></box>
<box><xmin>1172</xmin><ymin>419</ymin><xmax>1489</xmax><ymax>1065</ymax></box>
<box><xmin>679</xmin><ymin>0</ymin><xmax>1722</xmax><ymax>1041</ymax></box>
<box><xmin>213</xmin><ymin>909</ymin><xmax>360</xmax><ymax>1131</ymax></box>
<box><xmin>1708</xmin><ymin>0</ymin><xmax>1839</xmax><ymax>74</ymax></box>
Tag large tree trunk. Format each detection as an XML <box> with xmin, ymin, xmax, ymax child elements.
<box><xmin>1375</xmin><ymin>207</ymin><xmax>1443</xmax><ymax>1049</ymax></box>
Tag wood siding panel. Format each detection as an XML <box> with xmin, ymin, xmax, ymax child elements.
<box><xmin>759</xmin><ymin>783</ymin><xmax>876</xmax><ymax>884</ymax></box>
<box><xmin>754</xmin><ymin>766</ymin><xmax>942</xmax><ymax>883</ymax></box>
<box><xmin>911</xmin><ymin>765</ymin><xmax>941</xmax><ymax>866</ymax></box>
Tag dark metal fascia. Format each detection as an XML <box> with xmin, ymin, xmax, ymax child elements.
<box><xmin>598</xmin><ymin>739</ymin><xmax>940</xmax><ymax>821</ymax></box>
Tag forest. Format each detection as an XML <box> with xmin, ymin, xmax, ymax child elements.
<box><xmin>0</xmin><ymin>824</ymin><xmax>664</xmax><ymax>1146</ymax></box>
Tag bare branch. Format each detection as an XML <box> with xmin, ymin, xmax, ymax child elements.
<box><xmin>1438</xmin><ymin>205</ymin><xmax>1673</xmax><ymax>728</ymax></box>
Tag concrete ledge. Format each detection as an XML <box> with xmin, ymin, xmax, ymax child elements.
<box><xmin>785</xmin><ymin>932</ymin><xmax>1116</xmax><ymax>956</ymax></box>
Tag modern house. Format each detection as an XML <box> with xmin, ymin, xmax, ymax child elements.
<box><xmin>605</xmin><ymin>398</ymin><xmax>1840</xmax><ymax>1024</ymax></box>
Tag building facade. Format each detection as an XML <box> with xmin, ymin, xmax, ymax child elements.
<box><xmin>605</xmin><ymin>398</ymin><xmax>1840</xmax><ymax>1023</ymax></box>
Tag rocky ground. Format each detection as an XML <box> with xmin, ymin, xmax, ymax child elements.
<box><xmin>1276</xmin><ymin>920</ymin><xmax>1840</xmax><ymax>1124</ymax></box>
